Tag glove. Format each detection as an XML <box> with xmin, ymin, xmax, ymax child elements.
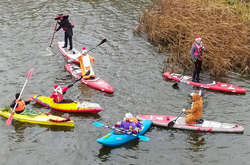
<box><xmin>68</xmin><ymin>84</ymin><xmax>73</xmax><ymax>88</ymax></box>
<box><xmin>115</xmin><ymin>123</ymin><xmax>120</xmax><ymax>127</ymax></box>
<box><xmin>182</xmin><ymin>109</ymin><xmax>186</xmax><ymax>113</ymax></box>
<box><xmin>132</xmin><ymin>130</ymin><xmax>137</xmax><ymax>134</ymax></box>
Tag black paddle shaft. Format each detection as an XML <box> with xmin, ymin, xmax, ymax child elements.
<box><xmin>167</xmin><ymin>111</ymin><xmax>184</xmax><ymax>128</ymax></box>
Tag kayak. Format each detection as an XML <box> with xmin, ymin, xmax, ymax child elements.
<box><xmin>97</xmin><ymin>120</ymin><xmax>152</xmax><ymax>147</ymax></box>
<box><xmin>65</xmin><ymin>63</ymin><xmax>114</xmax><ymax>94</ymax></box>
<box><xmin>136</xmin><ymin>114</ymin><xmax>244</xmax><ymax>133</ymax></box>
<box><xmin>0</xmin><ymin>108</ymin><xmax>74</xmax><ymax>127</ymax></box>
<box><xmin>57</xmin><ymin>41</ymin><xmax>80</xmax><ymax>63</ymax></box>
<box><xmin>32</xmin><ymin>95</ymin><xmax>103</xmax><ymax>113</ymax></box>
<box><xmin>163</xmin><ymin>72</ymin><xmax>246</xmax><ymax>94</ymax></box>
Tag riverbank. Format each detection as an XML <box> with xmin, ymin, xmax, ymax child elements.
<box><xmin>136</xmin><ymin>0</ymin><xmax>250</xmax><ymax>77</ymax></box>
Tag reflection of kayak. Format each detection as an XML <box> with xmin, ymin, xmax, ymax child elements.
<box><xmin>0</xmin><ymin>108</ymin><xmax>74</xmax><ymax>127</ymax></box>
<box><xmin>163</xmin><ymin>72</ymin><xmax>246</xmax><ymax>94</ymax></box>
<box><xmin>136</xmin><ymin>114</ymin><xmax>244</xmax><ymax>133</ymax></box>
<box><xmin>57</xmin><ymin>41</ymin><xmax>80</xmax><ymax>63</ymax></box>
<box><xmin>65</xmin><ymin>63</ymin><xmax>114</xmax><ymax>94</ymax></box>
<box><xmin>97</xmin><ymin>120</ymin><xmax>152</xmax><ymax>147</ymax></box>
<box><xmin>32</xmin><ymin>95</ymin><xmax>103</xmax><ymax>113</ymax></box>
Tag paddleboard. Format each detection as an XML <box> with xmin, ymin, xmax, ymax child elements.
<box><xmin>97</xmin><ymin>120</ymin><xmax>152</xmax><ymax>147</ymax></box>
<box><xmin>65</xmin><ymin>63</ymin><xmax>114</xmax><ymax>94</ymax></box>
<box><xmin>136</xmin><ymin>114</ymin><xmax>244</xmax><ymax>133</ymax></box>
<box><xmin>57</xmin><ymin>41</ymin><xmax>80</xmax><ymax>63</ymax></box>
<box><xmin>32</xmin><ymin>95</ymin><xmax>103</xmax><ymax>113</ymax></box>
<box><xmin>163</xmin><ymin>72</ymin><xmax>246</xmax><ymax>94</ymax></box>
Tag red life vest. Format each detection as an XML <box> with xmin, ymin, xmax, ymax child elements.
<box><xmin>192</xmin><ymin>42</ymin><xmax>203</xmax><ymax>61</ymax></box>
<box><xmin>15</xmin><ymin>99</ymin><xmax>26</xmax><ymax>112</ymax></box>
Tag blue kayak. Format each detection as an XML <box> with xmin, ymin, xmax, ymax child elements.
<box><xmin>97</xmin><ymin>120</ymin><xmax>152</xmax><ymax>147</ymax></box>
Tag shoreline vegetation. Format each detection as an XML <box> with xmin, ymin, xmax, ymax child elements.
<box><xmin>135</xmin><ymin>0</ymin><xmax>250</xmax><ymax>77</ymax></box>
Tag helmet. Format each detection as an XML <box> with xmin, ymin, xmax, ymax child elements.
<box><xmin>125</xmin><ymin>112</ymin><xmax>133</xmax><ymax>118</ymax></box>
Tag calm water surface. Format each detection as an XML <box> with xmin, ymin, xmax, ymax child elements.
<box><xmin>0</xmin><ymin>0</ymin><xmax>249</xmax><ymax>165</ymax></box>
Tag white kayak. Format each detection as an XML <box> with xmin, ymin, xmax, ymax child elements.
<box><xmin>136</xmin><ymin>114</ymin><xmax>244</xmax><ymax>133</ymax></box>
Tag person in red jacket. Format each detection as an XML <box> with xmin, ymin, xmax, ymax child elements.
<box><xmin>54</xmin><ymin>14</ymin><xmax>74</xmax><ymax>50</ymax></box>
<box><xmin>50</xmin><ymin>84</ymin><xmax>73</xmax><ymax>103</ymax></box>
<box><xmin>190</xmin><ymin>36</ymin><xmax>205</xmax><ymax>82</ymax></box>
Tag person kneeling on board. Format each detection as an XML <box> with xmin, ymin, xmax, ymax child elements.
<box><xmin>114</xmin><ymin>113</ymin><xmax>142</xmax><ymax>134</ymax></box>
<box><xmin>78</xmin><ymin>47</ymin><xmax>96</xmax><ymax>79</ymax></box>
<box><xmin>50</xmin><ymin>84</ymin><xmax>74</xmax><ymax>103</ymax></box>
<box><xmin>182</xmin><ymin>92</ymin><xmax>203</xmax><ymax>124</ymax></box>
<box><xmin>10</xmin><ymin>93</ymin><xmax>32</xmax><ymax>114</ymax></box>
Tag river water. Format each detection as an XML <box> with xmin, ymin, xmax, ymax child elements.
<box><xmin>0</xmin><ymin>0</ymin><xmax>249</xmax><ymax>165</ymax></box>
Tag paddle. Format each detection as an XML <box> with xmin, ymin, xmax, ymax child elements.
<box><xmin>86</xmin><ymin>39</ymin><xmax>107</xmax><ymax>54</ymax></box>
<box><xmin>6</xmin><ymin>68</ymin><xmax>34</xmax><ymax>126</ymax></box>
<box><xmin>93</xmin><ymin>121</ymin><xmax>150</xmax><ymax>141</ymax></box>
<box><xmin>167</xmin><ymin>111</ymin><xmax>184</xmax><ymax>128</ymax></box>
<box><xmin>49</xmin><ymin>22</ymin><xmax>58</xmax><ymax>47</ymax></box>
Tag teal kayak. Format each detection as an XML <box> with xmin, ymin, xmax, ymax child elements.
<box><xmin>97</xmin><ymin>120</ymin><xmax>152</xmax><ymax>147</ymax></box>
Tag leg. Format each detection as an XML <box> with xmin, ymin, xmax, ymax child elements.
<box><xmin>185</xmin><ymin>115</ymin><xmax>196</xmax><ymax>124</ymax></box>
<box><xmin>63</xmin><ymin>32</ymin><xmax>68</xmax><ymax>48</ymax></box>
<box><xmin>196</xmin><ymin>60</ymin><xmax>202</xmax><ymax>82</ymax></box>
<box><xmin>192</xmin><ymin>61</ymin><xmax>198</xmax><ymax>82</ymax></box>
<box><xmin>68</xmin><ymin>35</ymin><xmax>73</xmax><ymax>50</ymax></box>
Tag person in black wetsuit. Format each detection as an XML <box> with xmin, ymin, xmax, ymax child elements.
<box><xmin>55</xmin><ymin>14</ymin><xmax>74</xmax><ymax>51</ymax></box>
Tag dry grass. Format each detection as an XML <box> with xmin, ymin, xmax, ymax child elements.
<box><xmin>136</xmin><ymin>0</ymin><xmax>250</xmax><ymax>77</ymax></box>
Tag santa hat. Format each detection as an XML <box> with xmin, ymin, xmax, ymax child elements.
<box><xmin>82</xmin><ymin>47</ymin><xmax>87</xmax><ymax>53</ymax></box>
<box><xmin>195</xmin><ymin>36</ymin><xmax>201</xmax><ymax>41</ymax></box>
<box><xmin>54</xmin><ymin>84</ymin><xmax>59</xmax><ymax>89</ymax></box>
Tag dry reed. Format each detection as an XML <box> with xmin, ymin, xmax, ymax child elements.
<box><xmin>136</xmin><ymin>0</ymin><xmax>250</xmax><ymax>77</ymax></box>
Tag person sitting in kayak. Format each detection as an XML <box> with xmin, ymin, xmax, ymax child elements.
<box><xmin>115</xmin><ymin>113</ymin><xmax>142</xmax><ymax>134</ymax></box>
<box><xmin>190</xmin><ymin>36</ymin><xmax>205</xmax><ymax>82</ymax></box>
<box><xmin>55</xmin><ymin>14</ymin><xmax>74</xmax><ymax>51</ymax></box>
<box><xmin>50</xmin><ymin>84</ymin><xmax>73</xmax><ymax>103</ymax></box>
<box><xmin>78</xmin><ymin>47</ymin><xmax>96</xmax><ymax>79</ymax></box>
<box><xmin>10</xmin><ymin>93</ymin><xmax>32</xmax><ymax>114</ymax></box>
<box><xmin>183</xmin><ymin>92</ymin><xmax>203</xmax><ymax>124</ymax></box>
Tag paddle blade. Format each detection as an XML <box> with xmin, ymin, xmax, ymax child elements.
<box><xmin>93</xmin><ymin>121</ymin><xmax>104</xmax><ymax>127</ymax></box>
<box><xmin>167</xmin><ymin>121</ymin><xmax>175</xmax><ymax>128</ymax></box>
<box><xmin>6</xmin><ymin>113</ymin><xmax>13</xmax><ymax>126</ymax></box>
<box><xmin>27</xmin><ymin>68</ymin><xmax>34</xmax><ymax>80</ymax></box>
<box><xmin>138</xmin><ymin>135</ymin><xmax>150</xmax><ymax>141</ymax></box>
<box><xmin>98</xmin><ymin>39</ymin><xmax>107</xmax><ymax>46</ymax></box>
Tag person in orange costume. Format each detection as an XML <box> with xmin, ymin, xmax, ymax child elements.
<box><xmin>78</xmin><ymin>47</ymin><xmax>95</xmax><ymax>79</ymax></box>
<box><xmin>183</xmin><ymin>93</ymin><xmax>203</xmax><ymax>124</ymax></box>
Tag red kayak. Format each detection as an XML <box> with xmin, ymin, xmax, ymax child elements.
<box><xmin>163</xmin><ymin>72</ymin><xmax>246</xmax><ymax>94</ymax></box>
<box><xmin>136</xmin><ymin>114</ymin><xmax>244</xmax><ymax>133</ymax></box>
<box><xmin>65</xmin><ymin>63</ymin><xmax>114</xmax><ymax>94</ymax></box>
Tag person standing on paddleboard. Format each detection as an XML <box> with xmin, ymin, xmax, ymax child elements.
<box><xmin>190</xmin><ymin>36</ymin><xmax>205</xmax><ymax>82</ymax></box>
<box><xmin>55</xmin><ymin>14</ymin><xmax>74</xmax><ymax>51</ymax></box>
<box><xmin>10</xmin><ymin>93</ymin><xmax>32</xmax><ymax>114</ymax></box>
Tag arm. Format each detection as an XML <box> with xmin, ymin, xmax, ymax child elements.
<box><xmin>56</xmin><ymin>21</ymin><xmax>62</xmax><ymax>31</ymax></box>
<box><xmin>190</xmin><ymin>46</ymin><xmax>196</xmax><ymax>61</ymax></box>
<box><xmin>62</xmin><ymin>86</ymin><xmax>69</xmax><ymax>95</ymax></box>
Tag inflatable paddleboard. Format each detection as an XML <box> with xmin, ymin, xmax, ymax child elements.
<box><xmin>32</xmin><ymin>95</ymin><xmax>103</xmax><ymax>113</ymax></box>
<box><xmin>57</xmin><ymin>41</ymin><xmax>80</xmax><ymax>63</ymax></box>
<box><xmin>136</xmin><ymin>114</ymin><xmax>244</xmax><ymax>133</ymax></box>
<box><xmin>97</xmin><ymin>120</ymin><xmax>152</xmax><ymax>147</ymax></box>
<box><xmin>163</xmin><ymin>72</ymin><xmax>246</xmax><ymax>94</ymax></box>
<box><xmin>65</xmin><ymin>63</ymin><xmax>114</xmax><ymax>94</ymax></box>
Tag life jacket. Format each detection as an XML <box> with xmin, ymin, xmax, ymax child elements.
<box><xmin>128</xmin><ymin>117</ymin><xmax>139</xmax><ymax>123</ymax></box>
<box><xmin>192</xmin><ymin>42</ymin><xmax>203</xmax><ymax>61</ymax></box>
<box><xmin>15</xmin><ymin>99</ymin><xmax>26</xmax><ymax>112</ymax></box>
<box><xmin>78</xmin><ymin>54</ymin><xmax>95</xmax><ymax>79</ymax></box>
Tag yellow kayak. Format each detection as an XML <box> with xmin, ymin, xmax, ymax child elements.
<box><xmin>32</xmin><ymin>95</ymin><xmax>103</xmax><ymax>113</ymax></box>
<box><xmin>0</xmin><ymin>108</ymin><xmax>74</xmax><ymax>127</ymax></box>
